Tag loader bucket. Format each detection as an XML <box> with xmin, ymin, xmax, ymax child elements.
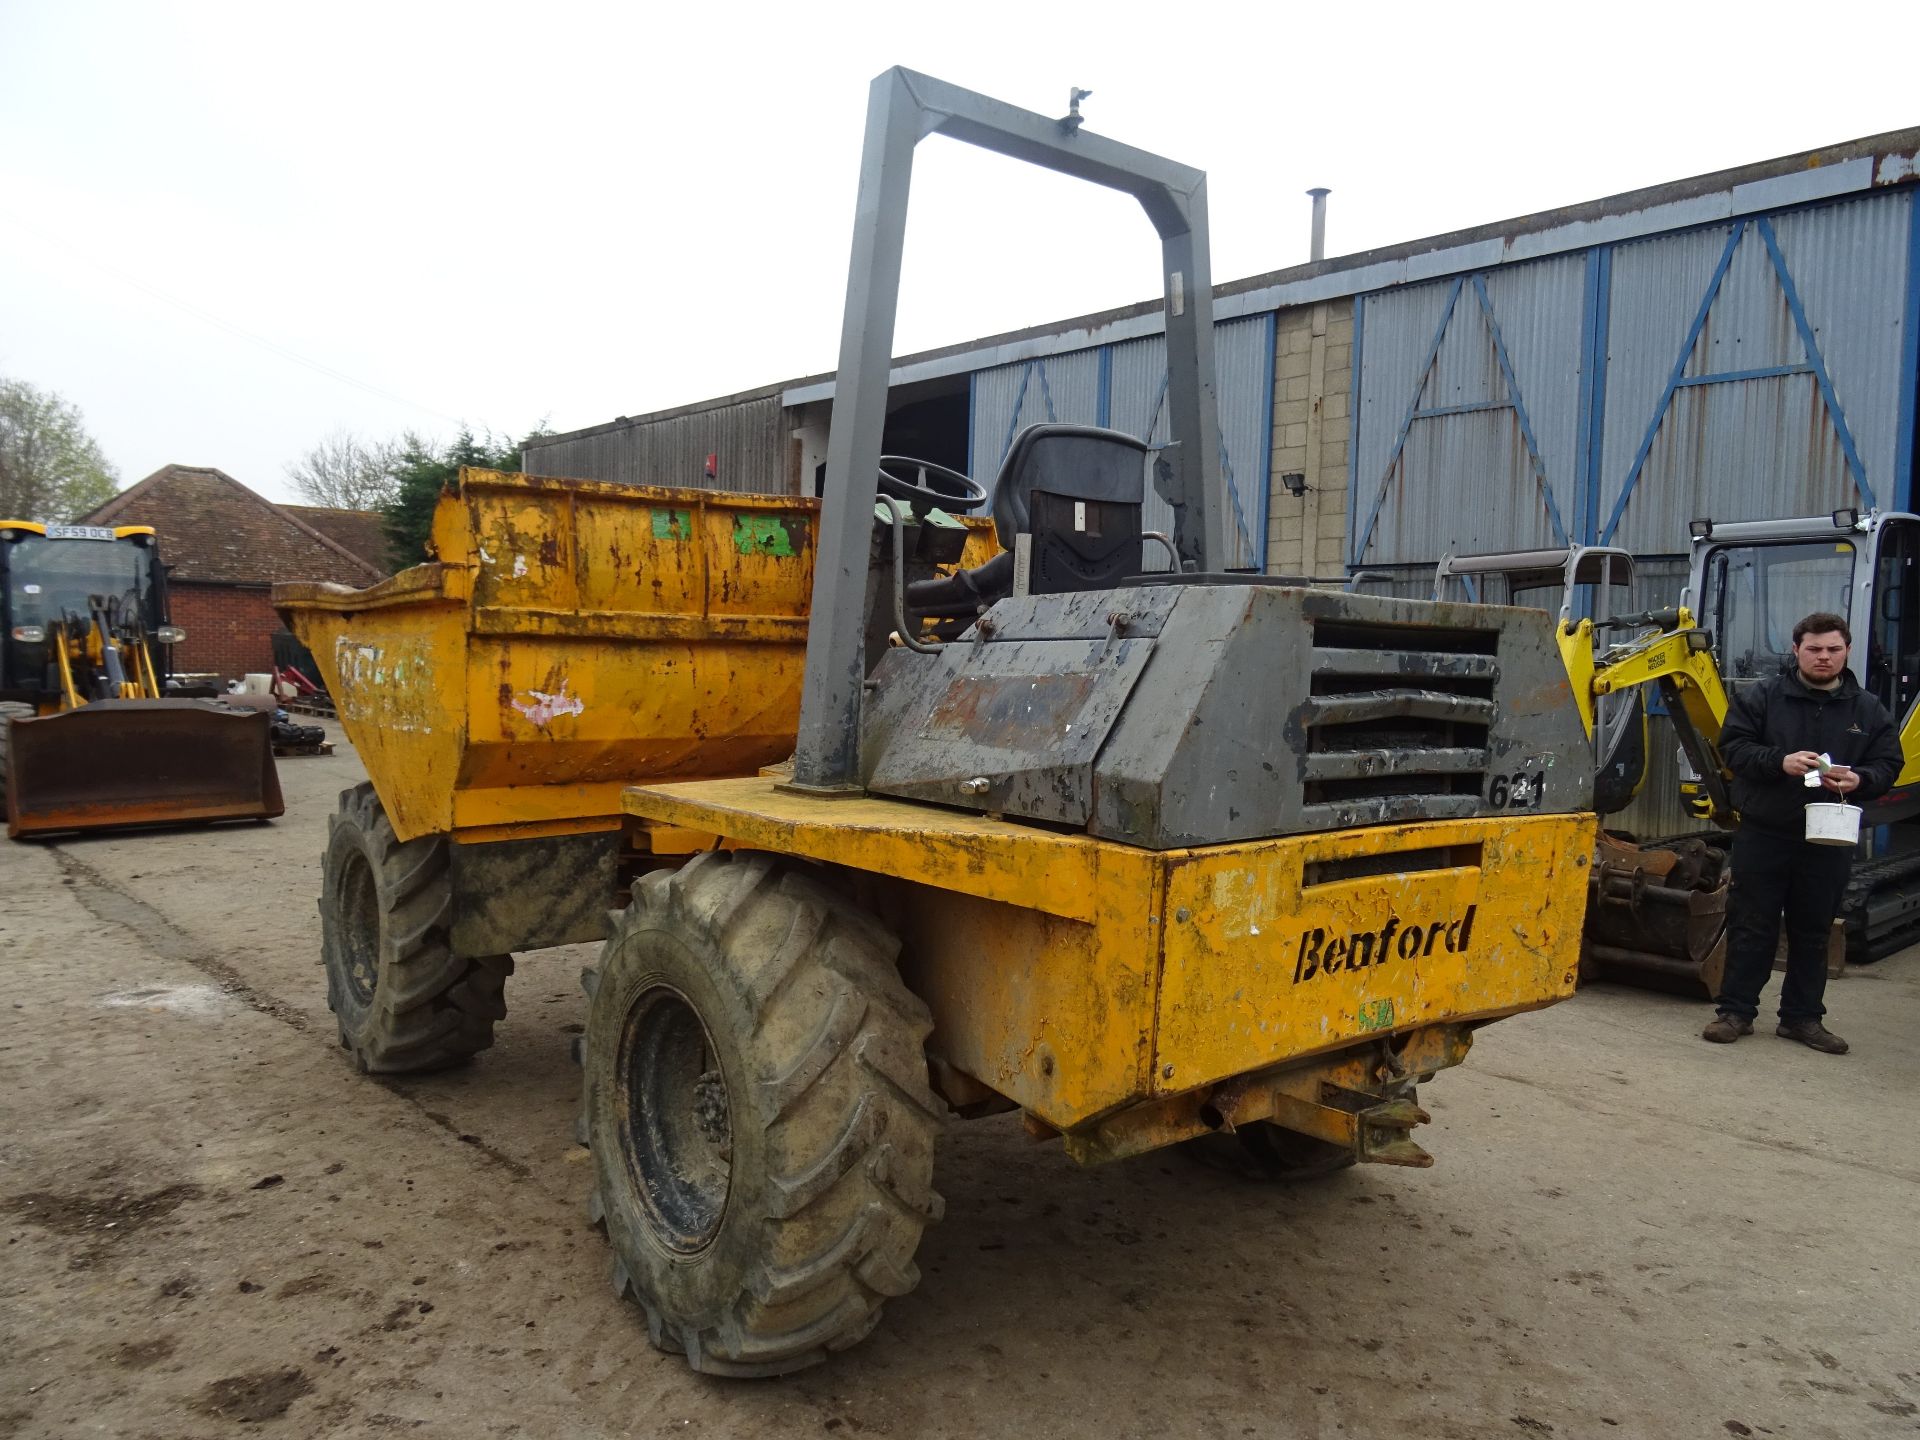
<box><xmin>1578</xmin><ymin>831</ymin><xmax>1730</xmax><ymax>996</ymax></box>
<box><xmin>4</xmin><ymin>700</ymin><xmax>285</xmax><ymax>839</ymax></box>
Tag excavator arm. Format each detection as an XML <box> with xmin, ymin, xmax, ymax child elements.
<box><xmin>1589</xmin><ymin>611</ymin><xmax>1735</xmax><ymax>825</ymax></box>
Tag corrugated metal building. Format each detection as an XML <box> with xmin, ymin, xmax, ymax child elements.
<box><xmin>525</xmin><ymin>382</ymin><xmax>795</xmax><ymax>495</ymax></box>
<box><xmin>526</xmin><ymin>126</ymin><xmax>1920</xmax><ymax>834</ymax></box>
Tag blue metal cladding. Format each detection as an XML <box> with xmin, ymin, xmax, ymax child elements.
<box><xmin>1345</xmin><ymin>189</ymin><xmax>1919</xmax><ymax>842</ymax></box>
<box><xmin>969</xmin><ymin>315</ymin><xmax>1275</xmax><ymax>570</ymax></box>
<box><xmin>1349</xmin><ymin>253</ymin><xmax>1588</xmax><ymax>566</ymax></box>
<box><xmin>968</xmin><ymin>350</ymin><xmax>1102</xmax><ymax>469</ymax></box>
<box><xmin>1901</xmin><ymin>191</ymin><xmax>1920</xmax><ymax>511</ymax></box>
<box><xmin>1596</xmin><ymin>195</ymin><xmax>1912</xmax><ymax>551</ymax></box>
<box><xmin>1350</xmin><ymin>190</ymin><xmax>1918</xmax><ymax>567</ymax></box>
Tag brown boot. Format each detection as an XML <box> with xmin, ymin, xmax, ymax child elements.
<box><xmin>1776</xmin><ymin>1019</ymin><xmax>1849</xmax><ymax>1054</ymax></box>
<box><xmin>1702</xmin><ymin>1013</ymin><xmax>1753</xmax><ymax>1044</ymax></box>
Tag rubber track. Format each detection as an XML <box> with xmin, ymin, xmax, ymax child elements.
<box><xmin>1842</xmin><ymin>846</ymin><xmax>1920</xmax><ymax>963</ymax></box>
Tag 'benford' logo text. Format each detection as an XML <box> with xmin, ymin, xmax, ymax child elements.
<box><xmin>1293</xmin><ymin>906</ymin><xmax>1477</xmax><ymax>983</ymax></box>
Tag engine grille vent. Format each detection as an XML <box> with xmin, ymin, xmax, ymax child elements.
<box><xmin>1301</xmin><ymin>618</ymin><xmax>1500</xmax><ymax>826</ymax></box>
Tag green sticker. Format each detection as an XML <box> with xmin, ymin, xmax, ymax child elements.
<box><xmin>1357</xmin><ymin>998</ymin><xmax>1396</xmax><ymax>1031</ymax></box>
<box><xmin>650</xmin><ymin>509</ymin><xmax>692</xmax><ymax>541</ymax></box>
<box><xmin>732</xmin><ymin>515</ymin><xmax>794</xmax><ymax>557</ymax></box>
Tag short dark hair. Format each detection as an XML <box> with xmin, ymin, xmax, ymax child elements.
<box><xmin>1793</xmin><ymin>612</ymin><xmax>1851</xmax><ymax>645</ymax></box>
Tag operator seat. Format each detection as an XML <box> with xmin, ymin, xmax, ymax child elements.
<box><xmin>907</xmin><ymin>424</ymin><xmax>1153</xmax><ymax>621</ymax></box>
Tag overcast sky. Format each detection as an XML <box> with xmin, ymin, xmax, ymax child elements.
<box><xmin>1</xmin><ymin>1</ymin><xmax>1911</xmax><ymax>508</ymax></box>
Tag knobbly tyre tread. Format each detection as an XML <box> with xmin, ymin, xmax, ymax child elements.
<box><xmin>0</xmin><ymin>700</ymin><xmax>34</xmax><ymax>822</ymax></box>
<box><xmin>578</xmin><ymin>849</ymin><xmax>943</xmax><ymax>1377</ymax></box>
<box><xmin>319</xmin><ymin>781</ymin><xmax>513</xmax><ymax>1073</ymax></box>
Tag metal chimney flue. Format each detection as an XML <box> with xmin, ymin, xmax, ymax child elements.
<box><xmin>1306</xmin><ymin>187</ymin><xmax>1330</xmax><ymax>262</ymax></box>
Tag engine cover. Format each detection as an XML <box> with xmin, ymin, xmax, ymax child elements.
<box><xmin>861</xmin><ymin>580</ymin><xmax>1593</xmax><ymax>849</ymax></box>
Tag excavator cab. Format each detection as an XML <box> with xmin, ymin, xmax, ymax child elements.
<box><xmin>0</xmin><ymin>521</ymin><xmax>283</xmax><ymax>839</ymax></box>
<box><xmin>1434</xmin><ymin>545</ymin><xmax>1649</xmax><ymax>814</ymax></box>
<box><xmin>1685</xmin><ymin>509</ymin><xmax>1920</xmax><ymax>961</ymax></box>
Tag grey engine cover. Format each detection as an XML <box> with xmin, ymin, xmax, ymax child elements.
<box><xmin>861</xmin><ymin>581</ymin><xmax>1593</xmax><ymax>850</ymax></box>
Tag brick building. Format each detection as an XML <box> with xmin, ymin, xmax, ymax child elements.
<box><xmin>82</xmin><ymin>465</ymin><xmax>392</xmax><ymax>681</ymax></box>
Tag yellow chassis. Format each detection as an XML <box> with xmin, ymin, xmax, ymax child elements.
<box><xmin>625</xmin><ymin>777</ymin><xmax>1593</xmax><ymax>1165</ymax></box>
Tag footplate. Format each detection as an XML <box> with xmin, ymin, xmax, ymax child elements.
<box><xmin>1270</xmin><ymin>1089</ymin><xmax>1434</xmax><ymax>1168</ymax></box>
<box><xmin>1058</xmin><ymin>1022</ymin><xmax>1467</xmax><ymax>1166</ymax></box>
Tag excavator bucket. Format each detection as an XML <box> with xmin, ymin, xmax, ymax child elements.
<box><xmin>1579</xmin><ymin>831</ymin><xmax>1730</xmax><ymax>996</ymax></box>
<box><xmin>4</xmin><ymin>699</ymin><xmax>284</xmax><ymax>839</ymax></box>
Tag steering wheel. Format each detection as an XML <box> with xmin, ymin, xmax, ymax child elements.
<box><xmin>877</xmin><ymin>455</ymin><xmax>987</xmax><ymax>514</ymax></box>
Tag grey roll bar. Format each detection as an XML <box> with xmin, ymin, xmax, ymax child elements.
<box><xmin>790</xmin><ymin>68</ymin><xmax>1227</xmax><ymax>792</ymax></box>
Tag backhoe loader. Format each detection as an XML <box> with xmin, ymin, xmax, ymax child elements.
<box><xmin>1</xmin><ymin>520</ymin><xmax>283</xmax><ymax>838</ymax></box>
<box><xmin>1435</xmin><ymin>505</ymin><xmax>1920</xmax><ymax>986</ymax></box>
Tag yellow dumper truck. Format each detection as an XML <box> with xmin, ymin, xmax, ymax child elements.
<box><xmin>280</xmin><ymin>68</ymin><xmax>1595</xmax><ymax>1376</ymax></box>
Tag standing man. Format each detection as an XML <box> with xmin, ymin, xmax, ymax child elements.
<box><xmin>1704</xmin><ymin>612</ymin><xmax>1903</xmax><ymax>1052</ymax></box>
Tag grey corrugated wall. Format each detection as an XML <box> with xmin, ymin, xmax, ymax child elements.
<box><xmin>1596</xmin><ymin>194</ymin><xmax>1913</xmax><ymax>550</ymax></box>
<box><xmin>1351</xmin><ymin>191</ymin><xmax>1915</xmax><ymax>569</ymax></box>
<box><xmin>1352</xmin><ymin>253</ymin><xmax>1589</xmax><ymax>566</ymax></box>
<box><xmin>969</xmin><ymin>314</ymin><xmax>1276</xmax><ymax>571</ymax></box>
<box><xmin>1348</xmin><ymin>189</ymin><xmax>1919</xmax><ymax>836</ymax></box>
<box><xmin>523</xmin><ymin>394</ymin><xmax>792</xmax><ymax>494</ymax></box>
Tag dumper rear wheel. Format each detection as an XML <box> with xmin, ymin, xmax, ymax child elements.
<box><xmin>1181</xmin><ymin>1122</ymin><xmax>1356</xmax><ymax>1181</ymax></box>
<box><xmin>320</xmin><ymin>782</ymin><xmax>513</xmax><ymax>1073</ymax></box>
<box><xmin>580</xmin><ymin>850</ymin><xmax>943</xmax><ymax>1377</ymax></box>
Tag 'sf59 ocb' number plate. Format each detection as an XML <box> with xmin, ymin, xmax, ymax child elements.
<box><xmin>44</xmin><ymin>524</ymin><xmax>115</xmax><ymax>541</ymax></box>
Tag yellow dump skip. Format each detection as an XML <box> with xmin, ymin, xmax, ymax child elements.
<box><xmin>275</xmin><ymin>469</ymin><xmax>993</xmax><ymax>844</ymax></box>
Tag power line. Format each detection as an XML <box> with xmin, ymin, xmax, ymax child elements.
<box><xmin>0</xmin><ymin>208</ymin><xmax>468</xmax><ymax>427</ymax></box>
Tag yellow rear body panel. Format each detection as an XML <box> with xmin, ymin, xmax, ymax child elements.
<box><xmin>623</xmin><ymin>778</ymin><xmax>1592</xmax><ymax>1131</ymax></box>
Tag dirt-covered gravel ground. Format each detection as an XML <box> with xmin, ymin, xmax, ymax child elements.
<box><xmin>2</xmin><ymin>722</ymin><xmax>1917</xmax><ymax>1439</ymax></box>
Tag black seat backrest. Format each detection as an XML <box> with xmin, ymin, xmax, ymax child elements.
<box><xmin>991</xmin><ymin>424</ymin><xmax>1150</xmax><ymax>595</ymax></box>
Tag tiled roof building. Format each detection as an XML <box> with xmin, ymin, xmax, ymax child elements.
<box><xmin>82</xmin><ymin>465</ymin><xmax>392</xmax><ymax>680</ymax></box>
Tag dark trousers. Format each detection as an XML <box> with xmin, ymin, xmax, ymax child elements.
<box><xmin>1716</xmin><ymin>826</ymin><xmax>1853</xmax><ymax>1024</ymax></box>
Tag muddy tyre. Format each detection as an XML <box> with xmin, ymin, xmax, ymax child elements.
<box><xmin>320</xmin><ymin>781</ymin><xmax>512</xmax><ymax>1073</ymax></box>
<box><xmin>0</xmin><ymin>701</ymin><xmax>32</xmax><ymax>822</ymax></box>
<box><xmin>580</xmin><ymin>850</ymin><xmax>943</xmax><ymax>1377</ymax></box>
<box><xmin>1180</xmin><ymin>1122</ymin><xmax>1356</xmax><ymax>1181</ymax></box>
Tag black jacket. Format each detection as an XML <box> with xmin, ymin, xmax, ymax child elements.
<box><xmin>1719</xmin><ymin>666</ymin><xmax>1903</xmax><ymax>835</ymax></box>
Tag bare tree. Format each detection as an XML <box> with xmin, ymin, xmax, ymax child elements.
<box><xmin>0</xmin><ymin>376</ymin><xmax>120</xmax><ymax>520</ymax></box>
<box><xmin>284</xmin><ymin>430</ymin><xmax>409</xmax><ymax>511</ymax></box>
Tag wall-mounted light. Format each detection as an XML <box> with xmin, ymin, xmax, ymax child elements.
<box><xmin>1280</xmin><ymin>472</ymin><xmax>1311</xmax><ymax>496</ymax></box>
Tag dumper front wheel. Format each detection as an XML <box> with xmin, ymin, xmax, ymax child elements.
<box><xmin>320</xmin><ymin>782</ymin><xmax>513</xmax><ymax>1073</ymax></box>
<box><xmin>580</xmin><ymin>850</ymin><xmax>943</xmax><ymax>1377</ymax></box>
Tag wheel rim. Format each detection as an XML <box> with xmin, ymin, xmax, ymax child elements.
<box><xmin>337</xmin><ymin>849</ymin><xmax>381</xmax><ymax>1007</ymax></box>
<box><xmin>618</xmin><ymin>985</ymin><xmax>732</xmax><ymax>1254</ymax></box>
